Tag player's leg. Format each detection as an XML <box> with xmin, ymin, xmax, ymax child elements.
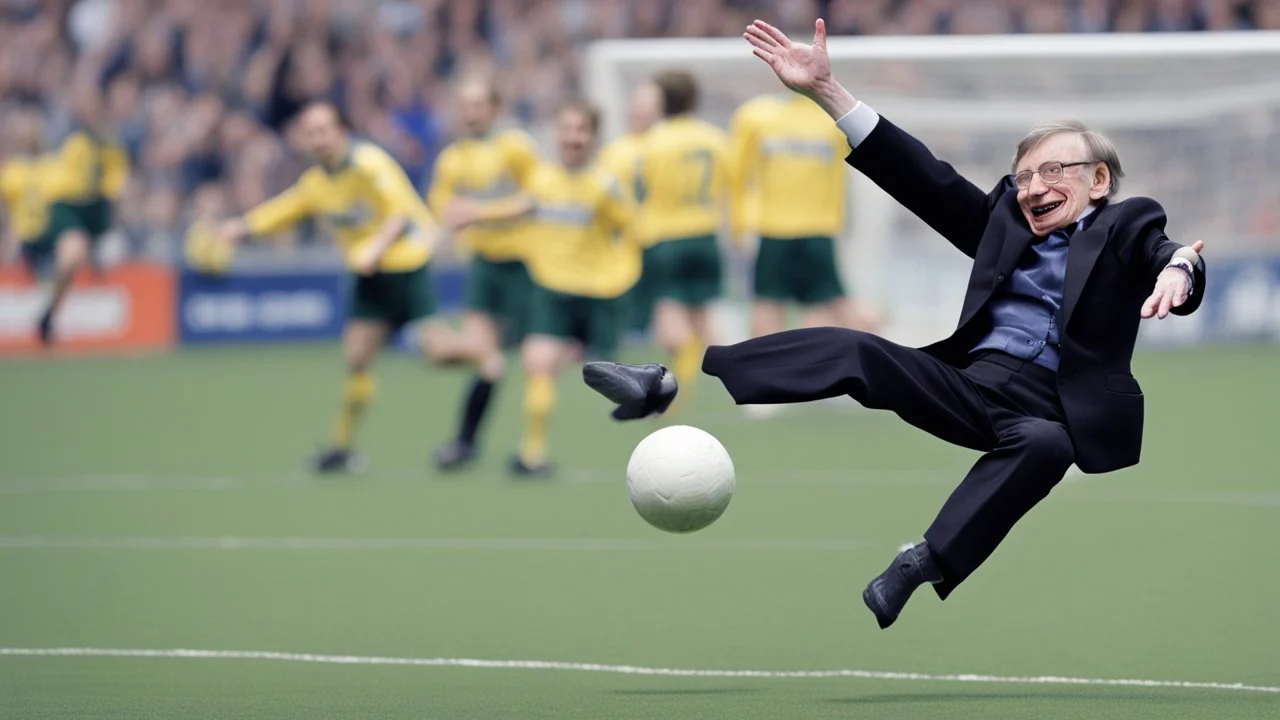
<box><xmin>435</xmin><ymin>257</ymin><xmax>509</xmax><ymax>470</ymax></box>
<box><xmin>511</xmin><ymin>287</ymin><xmax>576</xmax><ymax>476</ymax></box>
<box><xmin>664</xmin><ymin>236</ymin><xmax>723</xmax><ymax>410</ymax></box>
<box><xmin>620</xmin><ymin>259</ymin><xmax>654</xmax><ymax>342</ymax></box>
<box><xmin>513</xmin><ymin>335</ymin><xmax>566</xmax><ymax>476</ymax></box>
<box><xmin>742</xmin><ymin>237</ymin><xmax>793</xmax><ymax>418</ymax></box>
<box><xmin>749</xmin><ymin>237</ymin><xmax>792</xmax><ymax>338</ymax></box>
<box><xmin>39</xmin><ymin>226</ymin><xmax>90</xmax><ymax>345</ymax></box>
<box><xmin>785</xmin><ymin>235</ymin><xmax>877</xmax><ymax>332</ymax></box>
<box><xmin>315</xmin><ymin>317</ymin><xmax>388</xmax><ymax>474</ymax></box>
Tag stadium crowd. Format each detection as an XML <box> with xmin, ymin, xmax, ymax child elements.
<box><xmin>0</xmin><ymin>0</ymin><xmax>1276</xmax><ymax>258</ymax></box>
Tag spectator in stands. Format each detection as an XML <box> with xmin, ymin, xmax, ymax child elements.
<box><xmin>0</xmin><ymin>0</ymin><xmax>1274</xmax><ymax>263</ymax></box>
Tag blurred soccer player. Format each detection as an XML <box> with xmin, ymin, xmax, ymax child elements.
<box><xmin>0</xmin><ymin>108</ymin><xmax>54</xmax><ymax>278</ymax></box>
<box><xmin>37</xmin><ymin>83</ymin><xmax>130</xmax><ymax>344</ymax></box>
<box><xmin>428</xmin><ymin>78</ymin><xmax>541</xmax><ymax>471</ymax></box>
<box><xmin>729</xmin><ymin>92</ymin><xmax>880</xmax><ymax>338</ymax></box>
<box><xmin>634</xmin><ymin>70</ymin><xmax>729</xmax><ymax>407</ymax></box>
<box><xmin>597</xmin><ymin>82</ymin><xmax>662</xmax><ymax>337</ymax></box>
<box><xmin>216</xmin><ymin>100</ymin><xmax>460</xmax><ymax>474</ymax></box>
<box><xmin>452</xmin><ymin>101</ymin><xmax>638</xmax><ymax>476</ymax></box>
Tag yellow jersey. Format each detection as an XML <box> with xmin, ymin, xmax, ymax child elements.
<box><xmin>729</xmin><ymin>94</ymin><xmax>850</xmax><ymax>239</ymax></box>
<box><xmin>45</xmin><ymin>129</ymin><xmax>129</xmax><ymax>204</ymax></box>
<box><xmin>635</xmin><ymin>116</ymin><xmax>729</xmax><ymax>246</ymax></box>
<box><xmin>596</xmin><ymin>131</ymin><xmax>647</xmax><ymax>247</ymax></box>
<box><xmin>597</xmin><ymin>132</ymin><xmax>645</xmax><ymax>201</ymax></box>
<box><xmin>523</xmin><ymin>161</ymin><xmax>638</xmax><ymax>299</ymax></box>
<box><xmin>428</xmin><ymin>128</ymin><xmax>539</xmax><ymax>261</ymax></box>
<box><xmin>245</xmin><ymin>141</ymin><xmax>434</xmax><ymax>273</ymax></box>
<box><xmin>0</xmin><ymin>155</ymin><xmax>53</xmax><ymax>241</ymax></box>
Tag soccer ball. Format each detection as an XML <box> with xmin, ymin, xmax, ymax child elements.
<box><xmin>626</xmin><ymin>425</ymin><xmax>735</xmax><ymax>533</ymax></box>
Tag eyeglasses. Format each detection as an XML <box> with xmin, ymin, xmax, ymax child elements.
<box><xmin>1013</xmin><ymin>161</ymin><xmax>1096</xmax><ymax>190</ymax></box>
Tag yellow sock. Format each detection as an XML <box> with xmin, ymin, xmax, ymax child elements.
<box><xmin>333</xmin><ymin>372</ymin><xmax>375</xmax><ymax>450</ymax></box>
<box><xmin>668</xmin><ymin>338</ymin><xmax>703</xmax><ymax>414</ymax></box>
<box><xmin>520</xmin><ymin>375</ymin><xmax>556</xmax><ymax>465</ymax></box>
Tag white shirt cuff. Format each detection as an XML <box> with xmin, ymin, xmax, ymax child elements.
<box><xmin>1166</xmin><ymin>257</ymin><xmax>1196</xmax><ymax>295</ymax></box>
<box><xmin>835</xmin><ymin>101</ymin><xmax>880</xmax><ymax>149</ymax></box>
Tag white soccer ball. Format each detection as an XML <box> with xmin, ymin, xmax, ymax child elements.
<box><xmin>626</xmin><ymin>425</ymin><xmax>735</xmax><ymax>533</ymax></box>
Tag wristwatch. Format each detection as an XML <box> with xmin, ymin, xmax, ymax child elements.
<box><xmin>1164</xmin><ymin>257</ymin><xmax>1195</xmax><ymax>295</ymax></box>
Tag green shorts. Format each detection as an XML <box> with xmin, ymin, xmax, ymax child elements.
<box><xmin>48</xmin><ymin>198</ymin><xmax>113</xmax><ymax>240</ymax></box>
<box><xmin>527</xmin><ymin>286</ymin><xmax>620</xmax><ymax>359</ymax></box>
<box><xmin>349</xmin><ymin>265</ymin><xmax>437</xmax><ymax>331</ymax></box>
<box><xmin>18</xmin><ymin>231</ymin><xmax>56</xmax><ymax>278</ymax></box>
<box><xmin>465</xmin><ymin>256</ymin><xmax>533</xmax><ymax>348</ymax></box>
<box><xmin>643</xmin><ymin>234</ymin><xmax>722</xmax><ymax>307</ymax></box>
<box><xmin>753</xmin><ymin>235</ymin><xmax>846</xmax><ymax>305</ymax></box>
<box><xmin>619</xmin><ymin>269</ymin><xmax>654</xmax><ymax>333</ymax></box>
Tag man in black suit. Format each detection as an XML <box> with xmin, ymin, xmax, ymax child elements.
<box><xmin>584</xmin><ymin>18</ymin><xmax>1207</xmax><ymax>629</ymax></box>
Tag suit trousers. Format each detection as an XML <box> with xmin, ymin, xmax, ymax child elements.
<box><xmin>701</xmin><ymin>327</ymin><xmax>1076</xmax><ymax>598</ymax></box>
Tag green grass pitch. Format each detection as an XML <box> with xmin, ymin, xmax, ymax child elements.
<box><xmin>0</xmin><ymin>343</ymin><xmax>1276</xmax><ymax>719</ymax></box>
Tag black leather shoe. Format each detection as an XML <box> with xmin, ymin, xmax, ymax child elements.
<box><xmin>36</xmin><ymin>308</ymin><xmax>53</xmax><ymax>346</ymax></box>
<box><xmin>582</xmin><ymin>362</ymin><xmax>678</xmax><ymax>421</ymax></box>
<box><xmin>311</xmin><ymin>447</ymin><xmax>367</xmax><ymax>475</ymax></box>
<box><xmin>862</xmin><ymin>542</ymin><xmax>943</xmax><ymax>629</ymax></box>
<box><xmin>433</xmin><ymin>440</ymin><xmax>477</xmax><ymax>471</ymax></box>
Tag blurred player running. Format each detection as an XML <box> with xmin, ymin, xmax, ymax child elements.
<box><xmin>428</xmin><ymin>78</ymin><xmax>541</xmax><ymax>471</ymax></box>
<box><xmin>597</xmin><ymin>82</ymin><xmax>662</xmax><ymax>338</ymax></box>
<box><xmin>215</xmin><ymin>101</ymin><xmax>461</xmax><ymax>474</ymax></box>
<box><xmin>634</xmin><ymin>70</ymin><xmax>730</xmax><ymax>407</ymax></box>
<box><xmin>37</xmin><ymin>84</ymin><xmax>130</xmax><ymax>345</ymax></box>
<box><xmin>0</xmin><ymin>108</ymin><xmax>55</xmax><ymax>278</ymax></box>
<box><xmin>729</xmin><ymin>92</ymin><xmax>880</xmax><ymax>338</ymax></box>
<box><xmin>452</xmin><ymin>101</ymin><xmax>638</xmax><ymax>475</ymax></box>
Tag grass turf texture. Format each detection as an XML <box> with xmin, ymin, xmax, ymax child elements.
<box><xmin>0</xmin><ymin>343</ymin><xmax>1276</xmax><ymax>719</ymax></box>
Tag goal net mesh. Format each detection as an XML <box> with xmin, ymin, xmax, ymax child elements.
<box><xmin>585</xmin><ymin>33</ymin><xmax>1280</xmax><ymax>346</ymax></box>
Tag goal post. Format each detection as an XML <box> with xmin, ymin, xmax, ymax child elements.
<box><xmin>584</xmin><ymin>31</ymin><xmax>1280</xmax><ymax>347</ymax></box>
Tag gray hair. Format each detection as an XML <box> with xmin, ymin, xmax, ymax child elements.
<box><xmin>1013</xmin><ymin>120</ymin><xmax>1124</xmax><ymax>197</ymax></box>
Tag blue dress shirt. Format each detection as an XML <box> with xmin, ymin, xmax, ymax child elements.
<box><xmin>971</xmin><ymin>211</ymin><xmax>1092</xmax><ymax>371</ymax></box>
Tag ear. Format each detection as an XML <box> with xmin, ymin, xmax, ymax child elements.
<box><xmin>1088</xmin><ymin>163</ymin><xmax>1110</xmax><ymax>201</ymax></box>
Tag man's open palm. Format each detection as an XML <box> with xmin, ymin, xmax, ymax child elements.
<box><xmin>744</xmin><ymin>19</ymin><xmax>832</xmax><ymax>96</ymax></box>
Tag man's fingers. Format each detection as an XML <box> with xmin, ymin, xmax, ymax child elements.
<box><xmin>1140</xmin><ymin>291</ymin><xmax>1159</xmax><ymax>318</ymax></box>
<box><xmin>814</xmin><ymin>17</ymin><xmax>827</xmax><ymax>46</ymax></box>
<box><xmin>751</xmin><ymin>47</ymin><xmax>774</xmax><ymax>65</ymax></box>
<box><xmin>744</xmin><ymin>29</ymin><xmax>775</xmax><ymax>51</ymax></box>
<box><xmin>755</xmin><ymin>19</ymin><xmax>791</xmax><ymax>47</ymax></box>
<box><xmin>1191</xmin><ymin>239</ymin><xmax>1204</xmax><ymax>254</ymax></box>
<box><xmin>745</xmin><ymin>24</ymin><xmax>778</xmax><ymax>49</ymax></box>
<box><xmin>1158</xmin><ymin>288</ymin><xmax>1175</xmax><ymax>319</ymax></box>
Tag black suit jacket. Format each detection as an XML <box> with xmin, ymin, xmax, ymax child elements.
<box><xmin>846</xmin><ymin>117</ymin><xmax>1206</xmax><ymax>474</ymax></box>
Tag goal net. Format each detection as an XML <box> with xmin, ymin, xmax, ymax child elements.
<box><xmin>585</xmin><ymin>32</ymin><xmax>1280</xmax><ymax>347</ymax></box>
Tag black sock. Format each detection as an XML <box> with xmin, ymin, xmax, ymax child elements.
<box><xmin>457</xmin><ymin>376</ymin><xmax>496</xmax><ymax>446</ymax></box>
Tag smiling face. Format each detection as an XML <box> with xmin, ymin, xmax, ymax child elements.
<box><xmin>557</xmin><ymin>104</ymin><xmax>597</xmax><ymax>169</ymax></box>
<box><xmin>1015</xmin><ymin>132</ymin><xmax>1111</xmax><ymax>237</ymax></box>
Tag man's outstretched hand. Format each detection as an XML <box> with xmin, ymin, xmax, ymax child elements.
<box><xmin>744</xmin><ymin>19</ymin><xmax>855</xmax><ymax>119</ymax></box>
<box><xmin>1141</xmin><ymin>240</ymin><xmax>1205</xmax><ymax>319</ymax></box>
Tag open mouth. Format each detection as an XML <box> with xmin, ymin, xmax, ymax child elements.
<box><xmin>1031</xmin><ymin>201</ymin><xmax>1063</xmax><ymax>218</ymax></box>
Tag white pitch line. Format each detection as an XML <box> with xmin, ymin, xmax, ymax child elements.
<box><xmin>0</xmin><ymin>648</ymin><xmax>1275</xmax><ymax>695</ymax></box>
<box><xmin>0</xmin><ymin>535</ymin><xmax>867</xmax><ymax>553</ymax></box>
